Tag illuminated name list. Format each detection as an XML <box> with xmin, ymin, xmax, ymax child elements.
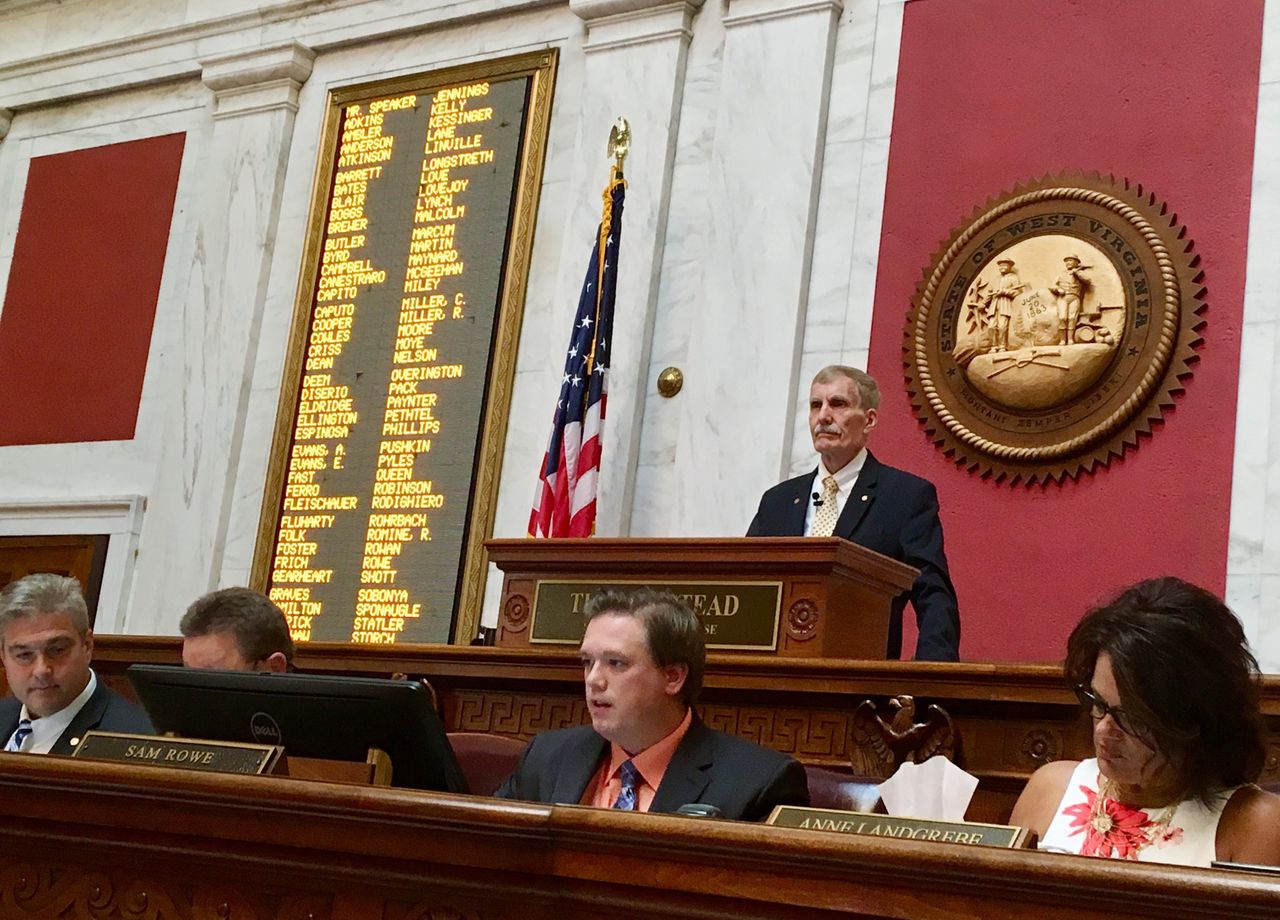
<box><xmin>266</xmin><ymin>75</ymin><xmax>532</xmax><ymax>645</ymax></box>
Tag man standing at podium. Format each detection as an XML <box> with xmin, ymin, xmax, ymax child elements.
<box><xmin>496</xmin><ymin>589</ymin><xmax>808</xmax><ymax>819</ymax></box>
<box><xmin>747</xmin><ymin>366</ymin><xmax>960</xmax><ymax>661</ymax></box>
<box><xmin>0</xmin><ymin>574</ymin><xmax>153</xmax><ymax>754</ymax></box>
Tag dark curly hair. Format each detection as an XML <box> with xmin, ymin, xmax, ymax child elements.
<box><xmin>1065</xmin><ymin>577</ymin><xmax>1265</xmax><ymax>804</ymax></box>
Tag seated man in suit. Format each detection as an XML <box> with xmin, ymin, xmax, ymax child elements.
<box><xmin>0</xmin><ymin>573</ymin><xmax>153</xmax><ymax>754</ymax></box>
<box><xmin>495</xmin><ymin>589</ymin><xmax>808</xmax><ymax>820</ymax></box>
<box><xmin>180</xmin><ymin>587</ymin><xmax>294</xmax><ymax>672</ymax></box>
<box><xmin>747</xmin><ymin>365</ymin><xmax>960</xmax><ymax>661</ymax></box>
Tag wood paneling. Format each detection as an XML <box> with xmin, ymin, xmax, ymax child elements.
<box><xmin>487</xmin><ymin>537</ymin><xmax>917</xmax><ymax>659</ymax></box>
<box><xmin>88</xmin><ymin>638</ymin><xmax>1280</xmax><ymax>824</ymax></box>
<box><xmin>0</xmin><ymin>755</ymin><xmax>1274</xmax><ymax>919</ymax></box>
<box><xmin>0</xmin><ymin>534</ymin><xmax>108</xmax><ymax>623</ymax></box>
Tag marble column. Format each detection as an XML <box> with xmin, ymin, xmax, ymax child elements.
<box><xmin>672</xmin><ymin>0</ymin><xmax>844</xmax><ymax>535</ymax></box>
<box><xmin>1228</xmin><ymin>0</ymin><xmax>1280</xmax><ymax>672</ymax></box>
<box><xmin>551</xmin><ymin>0</ymin><xmax>706</xmax><ymax>537</ymax></box>
<box><xmin>477</xmin><ymin>0</ymin><xmax>704</xmax><ymax>627</ymax></box>
<box><xmin>788</xmin><ymin>0</ymin><xmax>904</xmax><ymax>474</ymax></box>
<box><xmin>126</xmin><ymin>41</ymin><xmax>314</xmax><ymax>632</ymax></box>
<box><xmin>0</xmin><ymin>106</ymin><xmax>13</xmax><ymax>316</ymax></box>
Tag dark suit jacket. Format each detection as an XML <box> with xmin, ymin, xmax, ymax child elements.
<box><xmin>747</xmin><ymin>451</ymin><xmax>960</xmax><ymax>661</ymax></box>
<box><xmin>494</xmin><ymin>718</ymin><xmax>809</xmax><ymax>821</ymax></box>
<box><xmin>0</xmin><ymin>677</ymin><xmax>155</xmax><ymax>756</ymax></box>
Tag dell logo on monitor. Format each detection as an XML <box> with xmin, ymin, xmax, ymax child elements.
<box><xmin>249</xmin><ymin>712</ymin><xmax>282</xmax><ymax>745</ymax></box>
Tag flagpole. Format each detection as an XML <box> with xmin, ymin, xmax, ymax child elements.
<box><xmin>529</xmin><ymin>120</ymin><xmax>629</xmax><ymax>538</ymax></box>
<box><xmin>589</xmin><ymin>118</ymin><xmax>629</xmax><ymax>376</ymax></box>
<box><xmin>607</xmin><ymin>116</ymin><xmax>630</xmax><ymax>174</ymax></box>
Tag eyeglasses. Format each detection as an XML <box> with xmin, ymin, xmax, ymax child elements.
<box><xmin>1074</xmin><ymin>684</ymin><xmax>1150</xmax><ymax>739</ymax></box>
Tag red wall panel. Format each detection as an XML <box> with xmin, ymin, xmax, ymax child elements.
<box><xmin>0</xmin><ymin>132</ymin><xmax>186</xmax><ymax>446</ymax></box>
<box><xmin>870</xmin><ymin>0</ymin><xmax>1263</xmax><ymax>661</ymax></box>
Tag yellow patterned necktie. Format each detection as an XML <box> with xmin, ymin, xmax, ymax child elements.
<box><xmin>810</xmin><ymin>475</ymin><xmax>840</xmax><ymax>537</ymax></box>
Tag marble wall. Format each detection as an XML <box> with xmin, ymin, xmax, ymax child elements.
<box><xmin>0</xmin><ymin>0</ymin><xmax>1276</xmax><ymax>669</ymax></box>
<box><xmin>1230</xmin><ymin>0</ymin><xmax>1280</xmax><ymax>670</ymax></box>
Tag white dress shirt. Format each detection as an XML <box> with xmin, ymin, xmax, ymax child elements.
<box><xmin>803</xmin><ymin>448</ymin><xmax>868</xmax><ymax>536</ymax></box>
<box><xmin>8</xmin><ymin>670</ymin><xmax>98</xmax><ymax>754</ymax></box>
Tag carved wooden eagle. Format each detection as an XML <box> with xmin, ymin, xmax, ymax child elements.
<box><xmin>849</xmin><ymin>695</ymin><xmax>956</xmax><ymax>778</ymax></box>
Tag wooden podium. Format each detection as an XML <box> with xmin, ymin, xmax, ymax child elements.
<box><xmin>487</xmin><ymin>537</ymin><xmax>917</xmax><ymax>659</ymax></box>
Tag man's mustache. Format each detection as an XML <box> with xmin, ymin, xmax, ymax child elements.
<box><xmin>812</xmin><ymin>424</ymin><xmax>841</xmax><ymax>436</ymax></box>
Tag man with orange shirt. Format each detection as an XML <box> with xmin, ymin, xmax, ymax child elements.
<box><xmin>495</xmin><ymin>589</ymin><xmax>808</xmax><ymax>820</ymax></box>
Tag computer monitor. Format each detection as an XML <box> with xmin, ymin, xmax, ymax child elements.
<box><xmin>127</xmin><ymin>664</ymin><xmax>468</xmax><ymax>793</ymax></box>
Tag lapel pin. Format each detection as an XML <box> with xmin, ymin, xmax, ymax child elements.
<box><xmin>861</xmin><ymin>495</ymin><xmax>869</xmax><ymax>502</ymax></box>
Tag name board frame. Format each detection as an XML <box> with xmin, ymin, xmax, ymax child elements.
<box><xmin>251</xmin><ymin>50</ymin><xmax>558</xmax><ymax>646</ymax></box>
<box><xmin>528</xmin><ymin>578</ymin><xmax>783</xmax><ymax>650</ymax></box>
<box><xmin>72</xmin><ymin>731</ymin><xmax>283</xmax><ymax>776</ymax></box>
<box><xmin>766</xmin><ymin>805</ymin><xmax>1030</xmax><ymax>849</ymax></box>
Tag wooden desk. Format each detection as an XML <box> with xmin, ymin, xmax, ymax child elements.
<box><xmin>0</xmin><ymin>755</ymin><xmax>1274</xmax><ymax>919</ymax></box>
<box><xmin>87</xmin><ymin>638</ymin><xmax>1280</xmax><ymax>823</ymax></box>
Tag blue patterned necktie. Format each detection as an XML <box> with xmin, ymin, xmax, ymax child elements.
<box><xmin>612</xmin><ymin>760</ymin><xmax>640</xmax><ymax>811</ymax></box>
<box><xmin>5</xmin><ymin>719</ymin><xmax>32</xmax><ymax>753</ymax></box>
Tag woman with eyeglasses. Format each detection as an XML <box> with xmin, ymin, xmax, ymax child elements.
<box><xmin>1010</xmin><ymin>576</ymin><xmax>1280</xmax><ymax>866</ymax></box>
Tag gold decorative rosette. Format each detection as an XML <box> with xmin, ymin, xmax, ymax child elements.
<box><xmin>904</xmin><ymin>174</ymin><xmax>1205</xmax><ymax>483</ymax></box>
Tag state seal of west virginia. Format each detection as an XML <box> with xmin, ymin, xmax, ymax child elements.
<box><xmin>904</xmin><ymin>174</ymin><xmax>1204</xmax><ymax>483</ymax></box>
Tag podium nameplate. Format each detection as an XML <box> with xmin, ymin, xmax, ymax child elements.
<box><xmin>72</xmin><ymin>731</ymin><xmax>284</xmax><ymax>776</ymax></box>
<box><xmin>766</xmin><ymin>806</ymin><xmax>1030</xmax><ymax>849</ymax></box>
<box><xmin>530</xmin><ymin>579</ymin><xmax>782</xmax><ymax>649</ymax></box>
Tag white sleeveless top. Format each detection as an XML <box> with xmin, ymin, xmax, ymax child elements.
<box><xmin>1039</xmin><ymin>759</ymin><xmax>1238</xmax><ymax>867</ymax></box>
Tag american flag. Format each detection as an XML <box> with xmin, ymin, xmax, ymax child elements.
<box><xmin>528</xmin><ymin>170</ymin><xmax>625</xmax><ymax>537</ymax></box>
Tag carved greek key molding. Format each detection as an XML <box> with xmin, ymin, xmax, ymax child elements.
<box><xmin>449</xmin><ymin>691</ymin><xmax>589</xmax><ymax>739</ymax></box>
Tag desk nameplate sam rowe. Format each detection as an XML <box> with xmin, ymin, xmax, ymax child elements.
<box><xmin>72</xmin><ymin>731</ymin><xmax>283</xmax><ymax>775</ymax></box>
